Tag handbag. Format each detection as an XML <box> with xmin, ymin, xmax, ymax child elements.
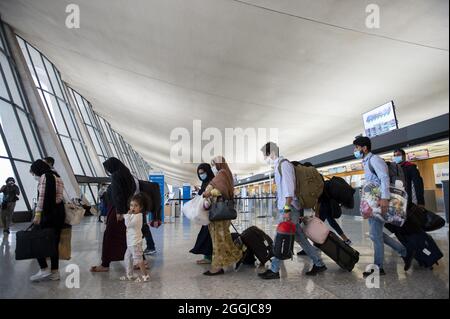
<box><xmin>208</xmin><ymin>198</ymin><xmax>237</xmax><ymax>222</ymax></box>
<box><xmin>303</xmin><ymin>216</ymin><xmax>330</xmax><ymax>245</ymax></box>
<box><xmin>15</xmin><ymin>224</ymin><xmax>56</xmax><ymax>260</ymax></box>
<box><xmin>64</xmin><ymin>199</ymin><xmax>85</xmax><ymax>225</ymax></box>
<box><xmin>59</xmin><ymin>226</ymin><xmax>72</xmax><ymax>260</ymax></box>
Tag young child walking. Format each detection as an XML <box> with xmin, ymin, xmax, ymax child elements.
<box><xmin>120</xmin><ymin>193</ymin><xmax>150</xmax><ymax>282</ymax></box>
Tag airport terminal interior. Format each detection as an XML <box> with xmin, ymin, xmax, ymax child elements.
<box><xmin>0</xmin><ymin>0</ymin><xmax>448</xmax><ymax>299</ymax></box>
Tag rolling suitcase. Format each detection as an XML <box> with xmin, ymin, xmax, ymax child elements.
<box><xmin>395</xmin><ymin>231</ymin><xmax>443</xmax><ymax>268</ymax></box>
<box><xmin>240</xmin><ymin>226</ymin><xmax>273</xmax><ymax>265</ymax></box>
<box><xmin>315</xmin><ymin>231</ymin><xmax>359</xmax><ymax>272</ymax></box>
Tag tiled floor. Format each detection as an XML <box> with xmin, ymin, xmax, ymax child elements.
<box><xmin>0</xmin><ymin>213</ymin><xmax>448</xmax><ymax>299</ymax></box>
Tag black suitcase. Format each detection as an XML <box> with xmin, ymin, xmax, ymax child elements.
<box><xmin>15</xmin><ymin>225</ymin><xmax>56</xmax><ymax>260</ymax></box>
<box><xmin>240</xmin><ymin>226</ymin><xmax>273</xmax><ymax>265</ymax></box>
<box><xmin>231</xmin><ymin>233</ymin><xmax>257</xmax><ymax>265</ymax></box>
<box><xmin>315</xmin><ymin>231</ymin><xmax>359</xmax><ymax>272</ymax></box>
<box><xmin>395</xmin><ymin>231</ymin><xmax>443</xmax><ymax>268</ymax></box>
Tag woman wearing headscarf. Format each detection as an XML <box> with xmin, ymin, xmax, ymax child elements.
<box><xmin>202</xmin><ymin>156</ymin><xmax>242</xmax><ymax>276</ymax></box>
<box><xmin>29</xmin><ymin>159</ymin><xmax>65</xmax><ymax>282</ymax></box>
<box><xmin>91</xmin><ymin>157</ymin><xmax>136</xmax><ymax>272</ymax></box>
<box><xmin>189</xmin><ymin>163</ymin><xmax>215</xmax><ymax>264</ymax></box>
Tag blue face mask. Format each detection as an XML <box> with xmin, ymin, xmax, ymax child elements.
<box><xmin>199</xmin><ymin>173</ymin><xmax>208</xmax><ymax>181</ymax></box>
<box><xmin>354</xmin><ymin>150</ymin><xmax>363</xmax><ymax>159</ymax></box>
<box><xmin>393</xmin><ymin>156</ymin><xmax>403</xmax><ymax>164</ymax></box>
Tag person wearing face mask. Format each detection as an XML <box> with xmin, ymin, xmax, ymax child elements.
<box><xmin>353</xmin><ymin>137</ymin><xmax>411</xmax><ymax>277</ymax></box>
<box><xmin>258</xmin><ymin>142</ymin><xmax>327</xmax><ymax>279</ymax></box>
<box><xmin>190</xmin><ymin>163</ymin><xmax>215</xmax><ymax>264</ymax></box>
<box><xmin>202</xmin><ymin>156</ymin><xmax>243</xmax><ymax>276</ymax></box>
<box><xmin>393</xmin><ymin>149</ymin><xmax>425</xmax><ymax>207</ymax></box>
<box><xmin>1</xmin><ymin>177</ymin><xmax>20</xmax><ymax>234</ymax></box>
<box><xmin>29</xmin><ymin>160</ymin><xmax>65</xmax><ymax>282</ymax></box>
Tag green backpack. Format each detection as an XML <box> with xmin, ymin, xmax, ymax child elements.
<box><xmin>278</xmin><ymin>159</ymin><xmax>324</xmax><ymax>211</ymax></box>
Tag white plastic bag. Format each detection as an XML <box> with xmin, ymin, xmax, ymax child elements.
<box><xmin>181</xmin><ymin>196</ymin><xmax>210</xmax><ymax>226</ymax></box>
<box><xmin>360</xmin><ymin>182</ymin><xmax>408</xmax><ymax>227</ymax></box>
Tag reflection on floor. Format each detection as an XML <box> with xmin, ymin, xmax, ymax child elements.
<box><xmin>0</xmin><ymin>213</ymin><xmax>448</xmax><ymax>299</ymax></box>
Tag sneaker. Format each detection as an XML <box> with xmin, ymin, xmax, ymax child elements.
<box><xmin>297</xmin><ymin>250</ymin><xmax>307</xmax><ymax>256</ymax></box>
<box><xmin>402</xmin><ymin>251</ymin><xmax>414</xmax><ymax>271</ymax></box>
<box><xmin>30</xmin><ymin>269</ymin><xmax>51</xmax><ymax>282</ymax></box>
<box><xmin>136</xmin><ymin>275</ymin><xmax>150</xmax><ymax>282</ymax></box>
<box><xmin>259</xmin><ymin>270</ymin><xmax>280</xmax><ymax>280</ymax></box>
<box><xmin>144</xmin><ymin>248</ymin><xmax>156</xmax><ymax>255</ymax></box>
<box><xmin>49</xmin><ymin>271</ymin><xmax>60</xmax><ymax>281</ymax></box>
<box><xmin>363</xmin><ymin>268</ymin><xmax>386</xmax><ymax>278</ymax></box>
<box><xmin>344</xmin><ymin>239</ymin><xmax>352</xmax><ymax>246</ymax></box>
<box><xmin>305</xmin><ymin>265</ymin><xmax>327</xmax><ymax>276</ymax></box>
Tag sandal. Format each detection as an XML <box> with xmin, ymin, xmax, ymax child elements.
<box><xmin>90</xmin><ymin>265</ymin><xmax>109</xmax><ymax>272</ymax></box>
<box><xmin>196</xmin><ymin>259</ymin><xmax>212</xmax><ymax>265</ymax></box>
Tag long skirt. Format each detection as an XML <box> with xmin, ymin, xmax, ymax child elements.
<box><xmin>208</xmin><ymin>220</ymin><xmax>242</xmax><ymax>269</ymax></box>
<box><xmin>101</xmin><ymin>205</ymin><xmax>127</xmax><ymax>267</ymax></box>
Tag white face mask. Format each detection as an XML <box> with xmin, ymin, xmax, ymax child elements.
<box><xmin>211</xmin><ymin>166</ymin><xmax>219</xmax><ymax>175</ymax></box>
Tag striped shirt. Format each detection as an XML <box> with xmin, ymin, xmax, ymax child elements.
<box><xmin>36</xmin><ymin>174</ymin><xmax>65</xmax><ymax>212</ymax></box>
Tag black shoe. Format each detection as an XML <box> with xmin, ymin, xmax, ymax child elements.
<box><xmin>402</xmin><ymin>251</ymin><xmax>414</xmax><ymax>271</ymax></box>
<box><xmin>257</xmin><ymin>269</ymin><xmax>270</xmax><ymax>277</ymax></box>
<box><xmin>297</xmin><ymin>250</ymin><xmax>307</xmax><ymax>256</ymax></box>
<box><xmin>203</xmin><ymin>269</ymin><xmax>224</xmax><ymax>276</ymax></box>
<box><xmin>3</xmin><ymin>229</ymin><xmax>10</xmax><ymax>234</ymax></box>
<box><xmin>305</xmin><ymin>265</ymin><xmax>327</xmax><ymax>276</ymax></box>
<box><xmin>363</xmin><ymin>268</ymin><xmax>386</xmax><ymax>278</ymax></box>
<box><xmin>259</xmin><ymin>270</ymin><xmax>280</xmax><ymax>280</ymax></box>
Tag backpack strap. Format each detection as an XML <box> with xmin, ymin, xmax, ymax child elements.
<box><xmin>367</xmin><ymin>155</ymin><xmax>377</xmax><ymax>178</ymax></box>
<box><xmin>277</xmin><ymin>159</ymin><xmax>289</xmax><ymax>177</ymax></box>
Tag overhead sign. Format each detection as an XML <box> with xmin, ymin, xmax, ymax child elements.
<box><xmin>363</xmin><ymin>101</ymin><xmax>398</xmax><ymax>138</ymax></box>
<box><xmin>407</xmin><ymin>149</ymin><xmax>430</xmax><ymax>161</ymax></box>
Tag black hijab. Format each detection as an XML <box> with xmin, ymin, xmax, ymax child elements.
<box><xmin>30</xmin><ymin>159</ymin><xmax>58</xmax><ymax>214</ymax></box>
<box><xmin>197</xmin><ymin>163</ymin><xmax>215</xmax><ymax>195</ymax></box>
<box><xmin>103</xmin><ymin>157</ymin><xmax>135</xmax><ymax>214</ymax></box>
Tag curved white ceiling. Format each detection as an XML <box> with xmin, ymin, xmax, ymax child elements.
<box><xmin>0</xmin><ymin>0</ymin><xmax>448</xmax><ymax>185</ymax></box>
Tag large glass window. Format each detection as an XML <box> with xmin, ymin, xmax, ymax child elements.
<box><xmin>69</xmin><ymin>87</ymin><xmax>111</xmax><ymax>165</ymax></box>
<box><xmin>0</xmin><ymin>20</ymin><xmax>45</xmax><ymax>213</ymax></box>
<box><xmin>17</xmin><ymin>36</ymin><xmax>97</xmax><ymax>177</ymax></box>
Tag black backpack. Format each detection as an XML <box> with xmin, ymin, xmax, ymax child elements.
<box><xmin>324</xmin><ymin>176</ymin><xmax>355</xmax><ymax>209</ymax></box>
<box><xmin>138</xmin><ymin>180</ymin><xmax>162</xmax><ymax>221</ymax></box>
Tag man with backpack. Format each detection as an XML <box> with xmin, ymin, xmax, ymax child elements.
<box><xmin>393</xmin><ymin>148</ymin><xmax>425</xmax><ymax>207</ymax></box>
<box><xmin>353</xmin><ymin>136</ymin><xmax>412</xmax><ymax>277</ymax></box>
<box><xmin>258</xmin><ymin>142</ymin><xmax>326</xmax><ymax>279</ymax></box>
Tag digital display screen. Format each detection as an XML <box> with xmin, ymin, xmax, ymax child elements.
<box><xmin>363</xmin><ymin>101</ymin><xmax>398</xmax><ymax>138</ymax></box>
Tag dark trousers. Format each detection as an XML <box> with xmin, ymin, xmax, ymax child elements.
<box><xmin>37</xmin><ymin>227</ymin><xmax>61</xmax><ymax>270</ymax></box>
<box><xmin>142</xmin><ymin>223</ymin><xmax>155</xmax><ymax>250</ymax></box>
<box><xmin>319</xmin><ymin>201</ymin><xmax>344</xmax><ymax>236</ymax></box>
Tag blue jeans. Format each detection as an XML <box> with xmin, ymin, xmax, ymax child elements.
<box><xmin>368</xmin><ymin>217</ymin><xmax>407</xmax><ymax>268</ymax></box>
<box><xmin>271</xmin><ymin>207</ymin><xmax>325</xmax><ymax>273</ymax></box>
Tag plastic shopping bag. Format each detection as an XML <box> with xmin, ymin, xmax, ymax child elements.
<box><xmin>360</xmin><ymin>182</ymin><xmax>408</xmax><ymax>227</ymax></box>
<box><xmin>181</xmin><ymin>196</ymin><xmax>210</xmax><ymax>226</ymax></box>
